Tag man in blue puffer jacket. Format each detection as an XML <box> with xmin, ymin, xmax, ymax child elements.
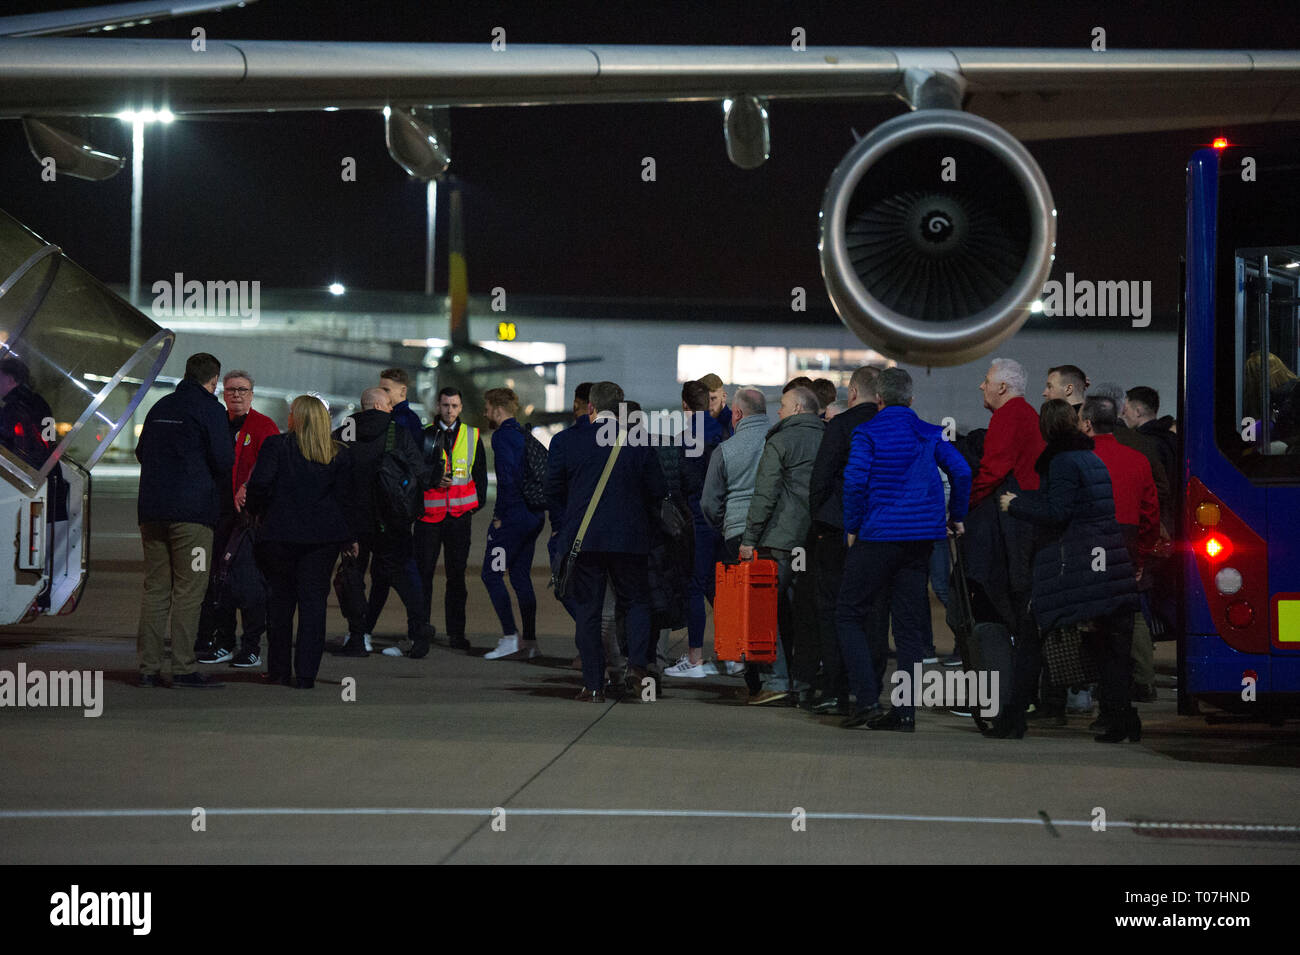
<box><xmin>837</xmin><ymin>368</ymin><xmax>972</xmax><ymax>731</ymax></box>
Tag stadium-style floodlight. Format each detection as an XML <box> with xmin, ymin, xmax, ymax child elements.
<box><xmin>116</xmin><ymin>109</ymin><xmax>174</xmax><ymax>124</ymax></box>
<box><xmin>116</xmin><ymin>106</ymin><xmax>176</xmax><ymax>304</ymax></box>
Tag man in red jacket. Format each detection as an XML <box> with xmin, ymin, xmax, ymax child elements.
<box><xmin>972</xmin><ymin>358</ymin><xmax>1046</xmax><ymax>507</ymax></box>
<box><xmin>1079</xmin><ymin>395</ymin><xmax>1161</xmax><ymax>704</ymax></box>
<box><xmin>972</xmin><ymin>358</ymin><xmax>1050</xmax><ymax>718</ymax></box>
<box><xmin>196</xmin><ymin>370</ymin><xmax>281</xmax><ymax>667</ymax></box>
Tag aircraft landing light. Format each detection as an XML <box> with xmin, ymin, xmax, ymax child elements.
<box><xmin>328</xmin><ymin>283</ymin><xmax>345</xmax><ymax>295</ymax></box>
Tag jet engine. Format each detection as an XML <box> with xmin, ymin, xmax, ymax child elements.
<box><xmin>819</xmin><ymin>110</ymin><xmax>1055</xmax><ymax>367</ymax></box>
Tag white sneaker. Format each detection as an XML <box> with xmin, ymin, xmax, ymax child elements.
<box><xmin>484</xmin><ymin>634</ymin><xmax>521</xmax><ymax>660</ymax></box>
<box><xmin>663</xmin><ymin>656</ymin><xmax>708</xmax><ymax>678</ymax></box>
<box><xmin>364</xmin><ymin>633</ymin><xmax>373</xmax><ymax>652</ymax></box>
<box><xmin>381</xmin><ymin>646</ymin><xmax>404</xmax><ymax>657</ymax></box>
<box><xmin>496</xmin><ymin>639</ymin><xmax>541</xmax><ymax>661</ymax></box>
<box><xmin>700</xmin><ymin>660</ymin><xmax>746</xmax><ymax>676</ymax></box>
<box><xmin>1067</xmin><ymin>687</ymin><xmax>1095</xmax><ymax>714</ymax></box>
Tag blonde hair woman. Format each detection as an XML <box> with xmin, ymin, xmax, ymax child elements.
<box><xmin>246</xmin><ymin>395</ymin><xmax>356</xmax><ymax>688</ymax></box>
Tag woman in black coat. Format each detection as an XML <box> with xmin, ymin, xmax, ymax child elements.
<box><xmin>246</xmin><ymin>395</ymin><xmax>356</xmax><ymax>688</ymax></box>
<box><xmin>999</xmin><ymin>400</ymin><xmax>1140</xmax><ymax>741</ymax></box>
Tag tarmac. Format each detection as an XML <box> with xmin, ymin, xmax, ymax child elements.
<box><xmin>2</xmin><ymin>475</ymin><xmax>1298</xmax><ymax>864</ymax></box>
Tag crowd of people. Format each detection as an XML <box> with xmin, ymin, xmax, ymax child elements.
<box><xmin>131</xmin><ymin>351</ymin><xmax>1179</xmax><ymax>742</ymax></box>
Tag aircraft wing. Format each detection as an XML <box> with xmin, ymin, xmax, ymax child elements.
<box><xmin>0</xmin><ymin>1</ymin><xmax>257</xmax><ymax>39</ymax></box>
<box><xmin>1</xmin><ymin>41</ymin><xmax>1299</xmax><ymax>137</ymax></box>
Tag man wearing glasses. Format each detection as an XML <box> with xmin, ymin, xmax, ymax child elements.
<box><xmin>196</xmin><ymin>370</ymin><xmax>280</xmax><ymax>667</ymax></box>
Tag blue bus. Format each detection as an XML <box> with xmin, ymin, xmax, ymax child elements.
<box><xmin>1180</xmin><ymin>141</ymin><xmax>1300</xmax><ymax>717</ymax></box>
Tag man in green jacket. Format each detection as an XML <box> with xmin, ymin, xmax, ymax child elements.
<box><xmin>739</xmin><ymin>386</ymin><xmax>825</xmax><ymax>704</ymax></box>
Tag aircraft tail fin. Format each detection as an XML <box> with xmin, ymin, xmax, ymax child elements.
<box><xmin>448</xmin><ymin>183</ymin><xmax>469</xmax><ymax>347</ymax></box>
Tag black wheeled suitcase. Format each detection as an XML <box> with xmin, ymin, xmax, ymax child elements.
<box><xmin>948</xmin><ymin>537</ymin><xmax>1014</xmax><ymax>728</ymax></box>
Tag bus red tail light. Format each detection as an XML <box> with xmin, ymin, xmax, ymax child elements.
<box><xmin>1226</xmin><ymin>601</ymin><xmax>1255</xmax><ymax>629</ymax></box>
<box><xmin>1186</xmin><ymin>477</ymin><xmax>1269</xmax><ymax>653</ymax></box>
<box><xmin>1202</xmin><ymin>535</ymin><xmax>1232</xmax><ymax>561</ymax></box>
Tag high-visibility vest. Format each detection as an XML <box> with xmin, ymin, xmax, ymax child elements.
<box><xmin>421</xmin><ymin>423</ymin><xmax>479</xmax><ymax>523</ymax></box>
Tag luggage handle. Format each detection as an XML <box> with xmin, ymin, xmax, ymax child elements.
<box><xmin>719</xmin><ymin>547</ymin><xmax>765</xmax><ymax>567</ymax></box>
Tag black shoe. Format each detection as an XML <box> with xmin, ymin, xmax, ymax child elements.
<box><xmin>841</xmin><ymin>705</ymin><xmax>884</xmax><ymax>728</ymax></box>
<box><xmin>263</xmin><ymin>673</ymin><xmax>291</xmax><ymax>686</ymax></box>
<box><xmin>1089</xmin><ymin>716</ymin><xmax>1107</xmax><ymax>732</ymax></box>
<box><xmin>447</xmin><ymin>634</ymin><xmax>471</xmax><ymax>650</ymax></box>
<box><xmin>1131</xmin><ymin>682</ymin><xmax>1158</xmax><ymax>703</ymax></box>
<box><xmin>294</xmin><ymin>677</ymin><xmax>315</xmax><ymax>689</ymax></box>
<box><xmin>983</xmin><ymin>711</ymin><xmax>1027</xmax><ymax>738</ymax></box>
<box><xmin>866</xmin><ymin>709</ymin><xmax>915</xmax><ymax>732</ymax></box>
<box><xmin>197</xmin><ymin>647</ymin><xmax>234</xmax><ymax>664</ymax></box>
<box><xmin>136</xmin><ymin>673</ymin><xmax>164</xmax><ymax>688</ymax></box>
<box><xmin>1095</xmin><ymin>710</ymin><xmax>1141</xmax><ymax>743</ymax></box>
<box><xmin>231</xmin><ymin>650</ymin><xmax>261</xmax><ymax>668</ymax></box>
<box><xmin>812</xmin><ymin>697</ymin><xmax>849</xmax><ymax>716</ymax></box>
<box><xmin>338</xmin><ymin>635</ymin><xmax>369</xmax><ymax>657</ymax></box>
<box><xmin>408</xmin><ymin>637</ymin><xmax>431</xmax><ymax>659</ymax></box>
<box><xmin>941</xmin><ymin>654</ymin><xmax>964</xmax><ymax>667</ymax></box>
<box><xmin>172</xmin><ymin>672</ymin><xmax>223</xmax><ymax>688</ymax></box>
<box><xmin>1026</xmin><ymin>706</ymin><xmax>1067</xmax><ymax>727</ymax></box>
<box><xmin>626</xmin><ymin>666</ymin><xmax>660</xmax><ymax>700</ymax></box>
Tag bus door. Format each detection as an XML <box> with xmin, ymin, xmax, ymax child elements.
<box><xmin>1231</xmin><ymin>248</ymin><xmax>1300</xmax><ymax>693</ymax></box>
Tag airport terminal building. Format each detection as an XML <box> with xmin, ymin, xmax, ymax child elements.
<box><xmin>123</xmin><ymin>286</ymin><xmax>1181</xmax><ymax>448</ymax></box>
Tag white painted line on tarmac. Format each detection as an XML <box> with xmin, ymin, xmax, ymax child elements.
<box><xmin>0</xmin><ymin>807</ymin><xmax>1296</xmax><ymax>833</ymax></box>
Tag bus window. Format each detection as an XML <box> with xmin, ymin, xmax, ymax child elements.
<box><xmin>1223</xmin><ymin>246</ymin><xmax>1300</xmax><ymax>476</ymax></box>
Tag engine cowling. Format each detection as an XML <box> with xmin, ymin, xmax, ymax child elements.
<box><xmin>819</xmin><ymin>110</ymin><xmax>1056</xmax><ymax>367</ymax></box>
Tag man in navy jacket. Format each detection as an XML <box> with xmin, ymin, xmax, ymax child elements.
<box><xmin>546</xmin><ymin>381</ymin><xmax>666</xmax><ymax>700</ymax></box>
<box><xmin>134</xmin><ymin>353</ymin><xmax>233</xmax><ymax>688</ymax></box>
<box><xmin>480</xmin><ymin>387</ymin><xmax>546</xmax><ymax>661</ymax></box>
<box><xmin>836</xmin><ymin>368</ymin><xmax>971</xmax><ymax>730</ymax></box>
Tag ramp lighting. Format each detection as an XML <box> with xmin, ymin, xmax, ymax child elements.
<box><xmin>328</xmin><ymin>283</ymin><xmax>345</xmax><ymax>296</ymax></box>
<box><xmin>1212</xmin><ymin>137</ymin><xmax>1229</xmax><ymax>149</ymax></box>
<box><xmin>117</xmin><ymin>109</ymin><xmax>174</xmax><ymax>124</ymax></box>
<box><xmin>1029</xmin><ymin>301</ymin><xmax>1044</xmax><ymax>313</ymax></box>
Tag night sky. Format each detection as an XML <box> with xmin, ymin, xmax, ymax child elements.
<box><xmin>2</xmin><ymin>0</ymin><xmax>1300</xmax><ymax>319</ymax></box>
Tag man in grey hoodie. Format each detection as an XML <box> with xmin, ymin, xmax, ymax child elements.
<box><xmin>738</xmin><ymin>386</ymin><xmax>826</xmax><ymax>704</ymax></box>
<box><xmin>701</xmin><ymin>387</ymin><xmax>769</xmax><ymax>555</ymax></box>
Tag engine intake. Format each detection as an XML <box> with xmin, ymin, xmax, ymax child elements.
<box><xmin>819</xmin><ymin>110</ymin><xmax>1055</xmax><ymax>367</ymax></box>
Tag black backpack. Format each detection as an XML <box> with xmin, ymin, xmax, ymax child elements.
<box><xmin>375</xmin><ymin>422</ymin><xmax>424</xmax><ymax>530</ymax></box>
<box><xmin>522</xmin><ymin>428</ymin><xmax>550</xmax><ymax>512</ymax></box>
